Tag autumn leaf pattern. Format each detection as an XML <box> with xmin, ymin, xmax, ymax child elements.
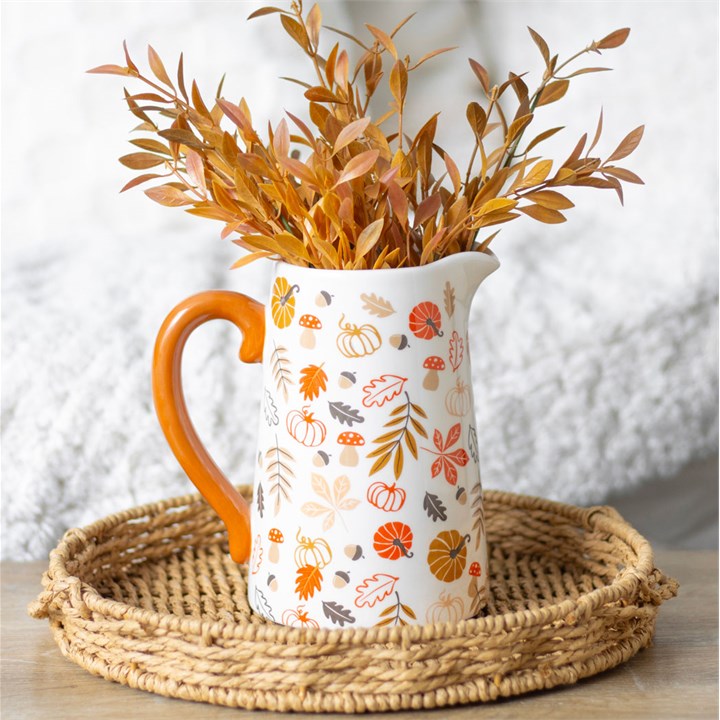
<box><xmin>448</xmin><ymin>331</ymin><xmax>464</xmax><ymax>371</ymax></box>
<box><xmin>270</xmin><ymin>342</ymin><xmax>293</xmax><ymax>402</ymax></box>
<box><xmin>328</xmin><ymin>401</ymin><xmax>365</xmax><ymax>426</ymax></box>
<box><xmin>468</xmin><ymin>425</ymin><xmax>479</xmax><ymax>463</ymax></box>
<box><xmin>264</xmin><ymin>388</ymin><xmax>279</xmax><ymax>426</ymax></box>
<box><xmin>299</xmin><ymin>363</ymin><xmax>328</xmax><ymax>401</ymax></box>
<box><xmin>422</xmin><ymin>423</ymin><xmax>469</xmax><ymax>485</ymax></box>
<box><xmin>362</xmin><ymin>374</ymin><xmax>407</xmax><ymax>408</ymax></box>
<box><xmin>265</xmin><ymin>436</ymin><xmax>295</xmax><ymax>515</ymax></box>
<box><xmin>443</xmin><ymin>281</ymin><xmax>455</xmax><ymax>318</ymax></box>
<box><xmin>249</xmin><ymin>272</ymin><xmax>491</xmax><ymax>626</ymax></box>
<box><xmin>366</xmin><ymin>392</ymin><xmax>427</xmax><ymax>479</ymax></box>
<box><xmin>301</xmin><ymin>473</ymin><xmax>361</xmax><ymax>530</ymax></box>
<box><xmin>375</xmin><ymin>591</ymin><xmax>417</xmax><ymax>627</ymax></box>
<box><xmin>470</xmin><ymin>481</ymin><xmax>485</xmax><ymax>551</ymax></box>
<box><xmin>354</xmin><ymin>573</ymin><xmax>399</xmax><ymax>608</ymax></box>
<box><xmin>295</xmin><ymin>565</ymin><xmax>323</xmax><ymax>601</ymax></box>
<box><xmin>254</xmin><ymin>588</ymin><xmax>275</xmax><ymax>622</ymax></box>
<box><xmin>423</xmin><ymin>492</ymin><xmax>448</xmax><ymax>522</ymax></box>
<box><xmin>321</xmin><ymin>601</ymin><xmax>356</xmax><ymax>627</ymax></box>
<box><xmin>360</xmin><ymin>292</ymin><xmax>396</xmax><ymax>318</ymax></box>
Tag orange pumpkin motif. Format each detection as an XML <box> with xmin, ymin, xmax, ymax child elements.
<box><xmin>281</xmin><ymin>605</ymin><xmax>320</xmax><ymax>628</ymax></box>
<box><xmin>373</xmin><ymin>522</ymin><xmax>414</xmax><ymax>559</ymax></box>
<box><xmin>286</xmin><ymin>407</ymin><xmax>327</xmax><ymax>447</ymax></box>
<box><xmin>271</xmin><ymin>276</ymin><xmax>299</xmax><ymax>328</ymax></box>
<box><xmin>367</xmin><ymin>481</ymin><xmax>406</xmax><ymax>512</ymax></box>
<box><xmin>427</xmin><ymin>530</ymin><xmax>471</xmax><ymax>582</ymax></box>
<box><xmin>409</xmin><ymin>301</ymin><xmax>443</xmax><ymax>339</ymax></box>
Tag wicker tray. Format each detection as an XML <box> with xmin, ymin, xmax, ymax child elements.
<box><xmin>29</xmin><ymin>486</ymin><xmax>677</xmax><ymax>714</ymax></box>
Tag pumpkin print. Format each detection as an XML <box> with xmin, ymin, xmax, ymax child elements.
<box><xmin>294</xmin><ymin>530</ymin><xmax>333</xmax><ymax>569</ymax></box>
<box><xmin>337</xmin><ymin>315</ymin><xmax>382</xmax><ymax>358</ymax></box>
<box><xmin>367</xmin><ymin>481</ymin><xmax>406</xmax><ymax>512</ymax></box>
<box><xmin>409</xmin><ymin>301</ymin><xmax>443</xmax><ymax>339</ymax></box>
<box><xmin>286</xmin><ymin>407</ymin><xmax>327</xmax><ymax>447</ymax></box>
<box><xmin>247</xmin><ymin>257</ymin><xmax>493</xmax><ymax>628</ymax></box>
<box><xmin>425</xmin><ymin>591</ymin><xmax>465</xmax><ymax>624</ymax></box>
<box><xmin>271</xmin><ymin>276</ymin><xmax>299</xmax><ymax>328</ymax></box>
<box><xmin>373</xmin><ymin>522</ymin><xmax>414</xmax><ymax>559</ymax></box>
<box><xmin>282</xmin><ymin>605</ymin><xmax>320</xmax><ymax>628</ymax></box>
<box><xmin>427</xmin><ymin>530</ymin><xmax>471</xmax><ymax>582</ymax></box>
<box><xmin>445</xmin><ymin>378</ymin><xmax>471</xmax><ymax>417</ymax></box>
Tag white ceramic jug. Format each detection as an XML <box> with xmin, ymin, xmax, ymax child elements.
<box><xmin>153</xmin><ymin>250</ymin><xmax>499</xmax><ymax>628</ymax></box>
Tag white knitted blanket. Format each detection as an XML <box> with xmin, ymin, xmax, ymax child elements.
<box><xmin>2</xmin><ymin>1</ymin><xmax>717</xmax><ymax>560</ymax></box>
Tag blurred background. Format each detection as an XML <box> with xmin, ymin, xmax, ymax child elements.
<box><xmin>2</xmin><ymin>0</ymin><xmax>717</xmax><ymax>560</ymax></box>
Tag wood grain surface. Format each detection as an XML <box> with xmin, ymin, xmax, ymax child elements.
<box><xmin>2</xmin><ymin>550</ymin><xmax>717</xmax><ymax>719</ymax></box>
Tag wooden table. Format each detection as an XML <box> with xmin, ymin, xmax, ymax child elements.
<box><xmin>2</xmin><ymin>551</ymin><xmax>717</xmax><ymax>719</ymax></box>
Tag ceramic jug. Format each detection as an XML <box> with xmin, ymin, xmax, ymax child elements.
<box><xmin>153</xmin><ymin>250</ymin><xmax>499</xmax><ymax>628</ymax></box>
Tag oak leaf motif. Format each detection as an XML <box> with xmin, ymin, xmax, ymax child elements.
<box><xmin>354</xmin><ymin>573</ymin><xmax>398</xmax><ymax>608</ymax></box>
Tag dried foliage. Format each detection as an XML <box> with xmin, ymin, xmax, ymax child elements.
<box><xmin>89</xmin><ymin>2</ymin><xmax>644</xmax><ymax>269</ymax></box>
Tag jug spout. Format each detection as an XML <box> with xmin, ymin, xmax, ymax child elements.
<box><xmin>436</xmin><ymin>250</ymin><xmax>500</xmax><ymax>305</ymax></box>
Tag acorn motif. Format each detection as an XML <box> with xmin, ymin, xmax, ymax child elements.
<box><xmin>333</xmin><ymin>570</ymin><xmax>351</xmax><ymax>589</ymax></box>
<box><xmin>316</xmin><ymin>290</ymin><xmax>333</xmax><ymax>307</ymax></box>
<box><xmin>267</xmin><ymin>574</ymin><xmax>278</xmax><ymax>592</ymax></box>
<box><xmin>344</xmin><ymin>544</ymin><xmax>363</xmax><ymax>561</ymax></box>
<box><xmin>312</xmin><ymin>450</ymin><xmax>331</xmax><ymax>467</ymax></box>
<box><xmin>339</xmin><ymin>371</ymin><xmax>357</xmax><ymax>389</ymax></box>
<box><xmin>389</xmin><ymin>333</ymin><xmax>410</xmax><ymax>350</ymax></box>
<box><xmin>456</xmin><ymin>486</ymin><xmax>467</xmax><ymax>505</ymax></box>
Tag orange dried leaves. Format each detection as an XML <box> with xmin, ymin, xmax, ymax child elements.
<box><xmin>90</xmin><ymin>3</ymin><xmax>643</xmax><ymax>269</ymax></box>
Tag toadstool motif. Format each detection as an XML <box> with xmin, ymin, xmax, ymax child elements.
<box><xmin>337</xmin><ymin>431</ymin><xmax>365</xmax><ymax>466</ymax></box>
<box><xmin>422</xmin><ymin>355</ymin><xmax>445</xmax><ymax>390</ymax></box>
<box><xmin>299</xmin><ymin>314</ymin><xmax>322</xmax><ymax>349</ymax></box>
<box><xmin>268</xmin><ymin>528</ymin><xmax>284</xmax><ymax>563</ymax></box>
<box><xmin>469</xmin><ymin>561</ymin><xmax>482</xmax><ymax>577</ymax></box>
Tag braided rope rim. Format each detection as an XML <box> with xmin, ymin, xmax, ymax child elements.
<box><xmin>29</xmin><ymin>487</ymin><xmax>678</xmax><ymax>713</ymax></box>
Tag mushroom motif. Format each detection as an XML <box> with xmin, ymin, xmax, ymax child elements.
<box><xmin>268</xmin><ymin>528</ymin><xmax>284</xmax><ymax>563</ymax></box>
<box><xmin>337</xmin><ymin>431</ymin><xmax>365</xmax><ymax>466</ymax></box>
<box><xmin>469</xmin><ymin>561</ymin><xmax>482</xmax><ymax>577</ymax></box>
<box><xmin>422</xmin><ymin>356</ymin><xmax>445</xmax><ymax>390</ymax></box>
<box><xmin>299</xmin><ymin>314</ymin><xmax>322</xmax><ymax>349</ymax></box>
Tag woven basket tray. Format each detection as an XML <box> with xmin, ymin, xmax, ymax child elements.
<box><xmin>29</xmin><ymin>487</ymin><xmax>677</xmax><ymax>714</ymax></box>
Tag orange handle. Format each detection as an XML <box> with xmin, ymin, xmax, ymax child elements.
<box><xmin>152</xmin><ymin>291</ymin><xmax>265</xmax><ymax>563</ymax></box>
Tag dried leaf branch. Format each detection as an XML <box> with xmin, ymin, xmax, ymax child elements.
<box><xmin>89</xmin><ymin>2</ymin><xmax>644</xmax><ymax>269</ymax></box>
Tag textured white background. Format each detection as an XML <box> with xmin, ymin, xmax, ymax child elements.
<box><xmin>2</xmin><ymin>0</ymin><xmax>718</xmax><ymax>559</ymax></box>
